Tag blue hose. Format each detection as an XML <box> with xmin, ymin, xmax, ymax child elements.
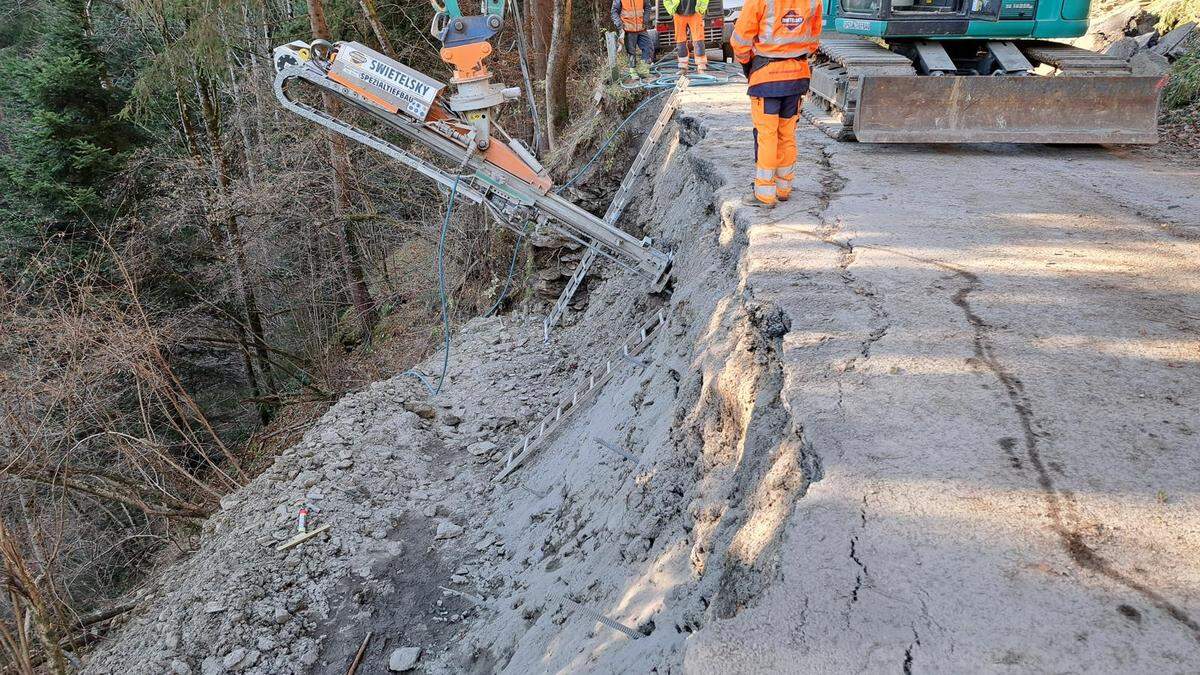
<box><xmin>621</xmin><ymin>56</ymin><xmax>744</xmax><ymax>91</ymax></box>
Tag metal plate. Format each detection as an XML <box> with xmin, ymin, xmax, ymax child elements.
<box><xmin>853</xmin><ymin>75</ymin><xmax>1164</xmax><ymax>144</ymax></box>
<box><xmin>328</xmin><ymin>42</ymin><xmax>444</xmax><ymax>120</ymax></box>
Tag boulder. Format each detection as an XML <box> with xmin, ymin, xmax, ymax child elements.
<box><xmin>403</xmin><ymin>401</ymin><xmax>437</xmax><ymax>419</ymax></box>
<box><xmin>273</xmin><ymin>606</ymin><xmax>291</xmax><ymax>624</ymax></box>
<box><xmin>435</xmin><ymin>521</ymin><xmax>464</xmax><ymax>539</ymax></box>
<box><xmin>222</xmin><ymin>649</ymin><xmax>247</xmax><ymax>670</ymax></box>
<box><xmin>1105</xmin><ymin>36</ymin><xmax>1139</xmax><ymax>60</ymax></box>
<box><xmin>467</xmin><ymin>441</ymin><xmax>498</xmax><ymax>456</ymax></box>
<box><xmin>388</xmin><ymin>647</ymin><xmax>422</xmax><ymax>672</ymax></box>
<box><xmin>1129</xmin><ymin>50</ymin><xmax>1170</xmax><ymax>75</ymax></box>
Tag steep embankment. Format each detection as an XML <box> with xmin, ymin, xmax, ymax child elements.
<box><xmin>83</xmin><ymin>94</ymin><xmax>810</xmax><ymax>674</ymax></box>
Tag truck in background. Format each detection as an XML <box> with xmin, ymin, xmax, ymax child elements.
<box><xmin>653</xmin><ymin>0</ymin><xmax>726</xmax><ymax>58</ymax></box>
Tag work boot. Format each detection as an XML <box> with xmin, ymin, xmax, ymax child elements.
<box><xmin>677</xmin><ymin>58</ymin><xmax>689</xmax><ymax>74</ymax></box>
<box><xmin>742</xmin><ymin>193</ymin><xmax>776</xmax><ymax>209</ymax></box>
<box><xmin>636</xmin><ymin>61</ymin><xmax>652</xmax><ymax>79</ymax></box>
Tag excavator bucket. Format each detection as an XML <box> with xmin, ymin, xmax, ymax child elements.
<box><xmin>851</xmin><ymin>75</ymin><xmax>1166</xmax><ymax>144</ymax></box>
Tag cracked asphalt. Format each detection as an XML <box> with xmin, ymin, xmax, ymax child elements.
<box><xmin>676</xmin><ymin>86</ymin><xmax>1200</xmax><ymax>672</ymax></box>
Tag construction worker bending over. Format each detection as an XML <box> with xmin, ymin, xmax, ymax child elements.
<box><xmin>612</xmin><ymin>0</ymin><xmax>655</xmax><ymax>80</ymax></box>
<box><xmin>730</xmin><ymin>0</ymin><xmax>822</xmax><ymax>207</ymax></box>
<box><xmin>665</xmin><ymin>0</ymin><xmax>708</xmax><ymax>73</ymax></box>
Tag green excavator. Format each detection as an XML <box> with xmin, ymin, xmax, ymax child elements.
<box><xmin>804</xmin><ymin>0</ymin><xmax>1166</xmax><ymax>143</ymax></box>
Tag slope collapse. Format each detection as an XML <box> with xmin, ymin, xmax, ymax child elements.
<box><xmin>82</xmin><ymin>90</ymin><xmax>817</xmax><ymax>674</ymax></box>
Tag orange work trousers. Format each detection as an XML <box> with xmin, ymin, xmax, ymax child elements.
<box><xmin>673</xmin><ymin>13</ymin><xmax>707</xmax><ymax>68</ymax></box>
<box><xmin>750</xmin><ymin>93</ymin><xmax>802</xmax><ymax>204</ymax></box>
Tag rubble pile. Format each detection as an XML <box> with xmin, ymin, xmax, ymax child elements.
<box><xmin>1077</xmin><ymin>1</ymin><xmax>1197</xmax><ymax>76</ymax></box>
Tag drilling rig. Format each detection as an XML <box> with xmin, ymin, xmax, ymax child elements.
<box><xmin>272</xmin><ymin>0</ymin><xmax>673</xmax><ymax>303</ymax></box>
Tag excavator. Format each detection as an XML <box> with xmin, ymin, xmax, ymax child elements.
<box><xmin>804</xmin><ymin>0</ymin><xmax>1166</xmax><ymax>143</ymax></box>
<box><xmin>272</xmin><ymin>0</ymin><xmax>673</xmax><ymax>326</ymax></box>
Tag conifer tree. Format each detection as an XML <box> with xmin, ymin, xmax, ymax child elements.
<box><xmin>0</xmin><ymin>0</ymin><xmax>140</xmax><ymax>244</ymax></box>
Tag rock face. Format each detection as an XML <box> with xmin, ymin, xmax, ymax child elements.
<box><xmin>387</xmin><ymin>646</ymin><xmax>421</xmax><ymax>672</ymax></box>
<box><xmin>1105</xmin><ymin>36</ymin><xmax>1139</xmax><ymax>60</ymax></box>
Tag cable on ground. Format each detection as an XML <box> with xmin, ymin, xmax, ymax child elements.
<box><xmin>404</xmin><ymin>148</ymin><xmax>473</xmax><ymax>396</ymax></box>
<box><xmin>620</xmin><ymin>56</ymin><xmax>745</xmax><ymax>91</ymax></box>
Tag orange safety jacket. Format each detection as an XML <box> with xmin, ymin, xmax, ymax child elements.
<box><xmin>729</xmin><ymin>0</ymin><xmax>822</xmax><ymax>87</ymax></box>
<box><xmin>617</xmin><ymin>0</ymin><xmax>651</xmax><ymax>32</ymax></box>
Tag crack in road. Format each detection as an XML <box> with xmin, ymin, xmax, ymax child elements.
<box><xmin>815</xmin><ymin>236</ymin><xmax>1200</xmax><ymax>643</ymax></box>
<box><xmin>942</xmin><ymin>261</ymin><xmax>1200</xmax><ymax>643</ymax></box>
<box><xmin>811</xmin><ymin>146</ymin><xmax>891</xmax><ymax>370</ymax></box>
<box><xmin>846</xmin><ymin>495</ymin><xmax>870</xmax><ymax>620</ymax></box>
<box><xmin>902</xmin><ymin>628</ymin><xmax>921</xmax><ymax>675</ymax></box>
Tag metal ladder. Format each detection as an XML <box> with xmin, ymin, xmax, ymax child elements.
<box><xmin>542</xmin><ymin>79</ymin><xmax>686</xmax><ymax>339</ymax></box>
<box><xmin>495</xmin><ymin>309</ymin><xmax>668</xmax><ymax>481</ymax></box>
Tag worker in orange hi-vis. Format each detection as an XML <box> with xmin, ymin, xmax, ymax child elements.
<box><xmin>665</xmin><ymin>0</ymin><xmax>709</xmax><ymax>74</ymax></box>
<box><xmin>612</xmin><ymin>0</ymin><xmax>656</xmax><ymax>80</ymax></box>
<box><xmin>729</xmin><ymin>0</ymin><xmax>822</xmax><ymax>208</ymax></box>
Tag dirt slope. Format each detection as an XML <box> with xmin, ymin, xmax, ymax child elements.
<box><xmin>83</xmin><ymin>84</ymin><xmax>1200</xmax><ymax>674</ymax></box>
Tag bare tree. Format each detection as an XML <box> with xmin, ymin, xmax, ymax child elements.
<box><xmin>307</xmin><ymin>0</ymin><xmax>380</xmax><ymax>341</ymax></box>
<box><xmin>544</xmin><ymin>0</ymin><xmax>574</xmax><ymax>148</ymax></box>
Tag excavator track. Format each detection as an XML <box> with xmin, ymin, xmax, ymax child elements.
<box><xmin>1020</xmin><ymin>41</ymin><xmax>1134</xmax><ymax>75</ymax></box>
<box><xmin>803</xmin><ymin>34</ymin><xmax>1162</xmax><ymax>144</ymax></box>
<box><xmin>804</xmin><ymin>35</ymin><xmax>915</xmax><ymax>141</ymax></box>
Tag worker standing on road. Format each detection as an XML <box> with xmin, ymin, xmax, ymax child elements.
<box><xmin>730</xmin><ymin>0</ymin><xmax>822</xmax><ymax>207</ymax></box>
<box><xmin>665</xmin><ymin>0</ymin><xmax>708</xmax><ymax>73</ymax></box>
<box><xmin>612</xmin><ymin>0</ymin><xmax>655</xmax><ymax>80</ymax></box>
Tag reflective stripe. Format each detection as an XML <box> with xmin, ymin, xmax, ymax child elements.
<box><xmin>775</xmin><ymin>165</ymin><xmax>794</xmax><ymax>179</ymax></box>
<box><xmin>754</xmin><ymin>181</ymin><xmax>776</xmax><ymax>200</ymax></box>
<box><xmin>730</xmin><ymin>32</ymin><xmax>753</xmax><ymax>47</ymax></box>
<box><xmin>757</xmin><ymin>0</ymin><xmax>818</xmax><ymax>52</ymax></box>
<box><xmin>755</xmin><ymin>167</ymin><xmax>775</xmax><ymax>181</ymax></box>
<box><xmin>620</xmin><ymin>0</ymin><xmax>646</xmax><ymax>31</ymax></box>
<box><xmin>753</xmin><ymin>45</ymin><xmax>816</xmax><ymax>58</ymax></box>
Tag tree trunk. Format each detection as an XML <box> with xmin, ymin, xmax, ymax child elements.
<box><xmin>544</xmin><ymin>0</ymin><xmax>573</xmax><ymax>149</ymax></box>
<box><xmin>527</xmin><ymin>0</ymin><xmax>554</xmax><ymax>77</ymax></box>
<box><xmin>307</xmin><ymin>0</ymin><xmax>379</xmax><ymax>341</ymax></box>
<box><xmin>195</xmin><ymin>75</ymin><xmax>278</xmax><ymax>398</ymax></box>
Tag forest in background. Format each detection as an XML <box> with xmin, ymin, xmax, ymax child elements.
<box><xmin>0</xmin><ymin>0</ymin><xmax>617</xmax><ymax>669</ymax></box>
<box><xmin>1</xmin><ymin>0</ymin><xmax>1198</xmax><ymax>669</ymax></box>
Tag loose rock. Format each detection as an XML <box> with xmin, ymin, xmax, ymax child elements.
<box><xmin>388</xmin><ymin>647</ymin><xmax>421</xmax><ymax>672</ymax></box>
